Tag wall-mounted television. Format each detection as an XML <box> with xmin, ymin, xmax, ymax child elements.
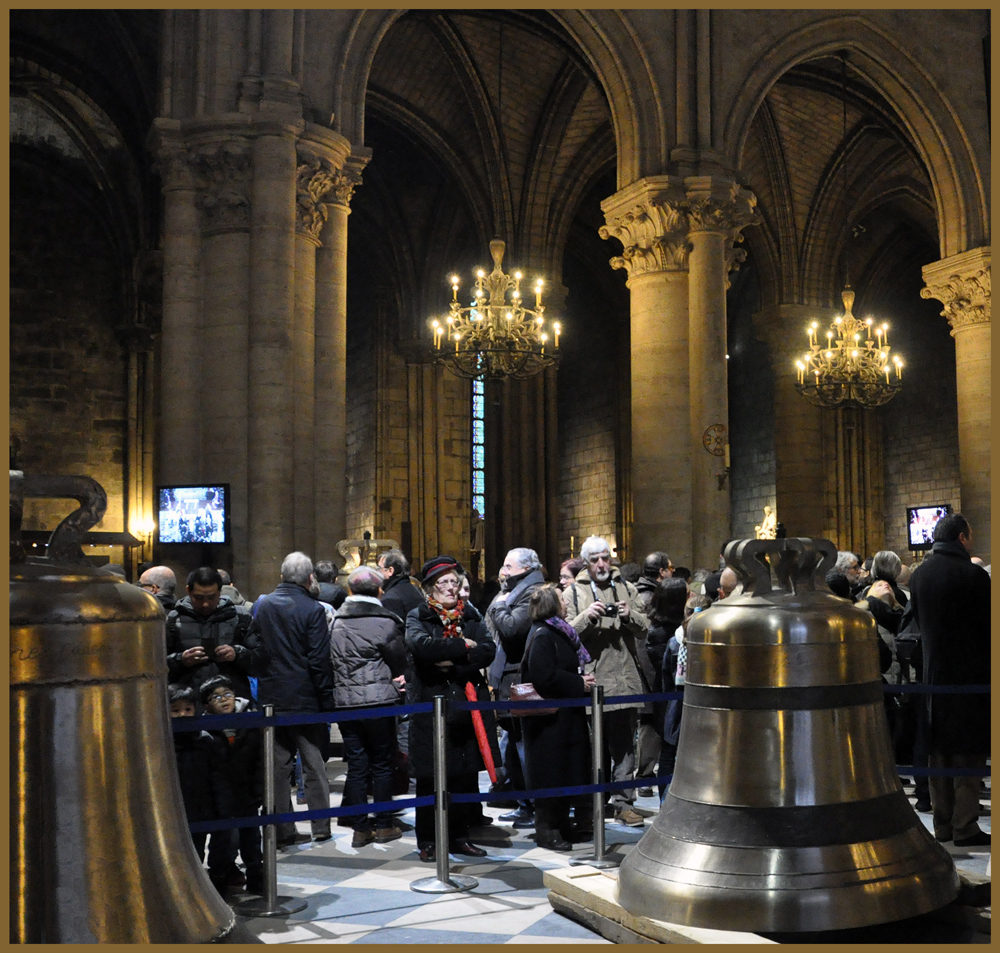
<box><xmin>906</xmin><ymin>503</ymin><xmax>952</xmax><ymax>551</ymax></box>
<box><xmin>156</xmin><ymin>484</ymin><xmax>230</xmax><ymax>545</ymax></box>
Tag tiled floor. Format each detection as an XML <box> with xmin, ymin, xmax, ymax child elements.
<box><xmin>234</xmin><ymin>761</ymin><xmax>990</xmax><ymax>944</ymax></box>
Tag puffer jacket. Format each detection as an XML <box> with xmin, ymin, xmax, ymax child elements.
<box><xmin>561</xmin><ymin>567</ymin><xmax>651</xmax><ymax>712</ymax></box>
<box><xmin>172</xmin><ymin>726</ymin><xmax>234</xmax><ymax>823</ymax></box>
<box><xmin>330</xmin><ymin>596</ymin><xmax>407</xmax><ymax>709</ymax></box>
<box><xmin>165</xmin><ymin>596</ymin><xmax>264</xmax><ymax>700</ymax></box>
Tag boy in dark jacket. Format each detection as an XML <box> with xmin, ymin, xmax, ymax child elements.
<box><xmin>200</xmin><ymin>675</ymin><xmax>265</xmax><ymax>894</ymax></box>
<box><xmin>168</xmin><ymin>683</ymin><xmax>236</xmax><ymax>893</ymax></box>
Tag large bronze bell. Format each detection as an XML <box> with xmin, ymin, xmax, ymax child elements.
<box><xmin>10</xmin><ymin>470</ymin><xmax>242</xmax><ymax>942</ymax></box>
<box><xmin>618</xmin><ymin>537</ymin><xmax>958</xmax><ymax>932</ymax></box>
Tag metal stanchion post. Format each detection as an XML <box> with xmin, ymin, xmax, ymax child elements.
<box><xmin>236</xmin><ymin>705</ymin><xmax>308</xmax><ymax>917</ymax></box>
<box><xmin>571</xmin><ymin>684</ymin><xmax>618</xmax><ymax>868</ymax></box>
<box><xmin>411</xmin><ymin>696</ymin><xmax>478</xmax><ymax>893</ymax></box>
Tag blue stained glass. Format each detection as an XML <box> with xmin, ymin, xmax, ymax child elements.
<box><xmin>472</xmin><ymin>375</ymin><xmax>485</xmax><ymax>522</ymax></box>
<box><xmin>473</xmin><ymin>446</ymin><xmax>484</xmax><ymax>469</ymax></box>
<box><xmin>473</xmin><ymin>420</ymin><xmax>485</xmax><ymax>444</ymax></box>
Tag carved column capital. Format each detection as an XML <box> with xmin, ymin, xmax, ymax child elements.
<box><xmin>920</xmin><ymin>247</ymin><xmax>991</xmax><ymax>336</ymax></box>
<box><xmin>682</xmin><ymin>177</ymin><xmax>759</xmax><ymax>289</ymax></box>
<box><xmin>190</xmin><ymin>140</ymin><xmax>252</xmax><ymax>235</ymax></box>
<box><xmin>599</xmin><ymin>176</ymin><xmax>691</xmax><ymax>278</ymax></box>
<box><xmin>295</xmin><ymin>155</ymin><xmax>337</xmax><ymax>243</ymax></box>
<box><xmin>149</xmin><ymin>122</ymin><xmax>196</xmax><ymax>191</ymax></box>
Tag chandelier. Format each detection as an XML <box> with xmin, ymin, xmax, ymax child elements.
<box><xmin>794</xmin><ymin>286</ymin><xmax>903</xmax><ymax>408</ymax></box>
<box><xmin>793</xmin><ymin>52</ymin><xmax>903</xmax><ymax>411</ymax></box>
<box><xmin>430</xmin><ymin>239</ymin><xmax>561</xmax><ymax>380</ymax></box>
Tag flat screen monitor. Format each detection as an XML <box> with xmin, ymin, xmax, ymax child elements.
<box><xmin>905</xmin><ymin>503</ymin><xmax>951</xmax><ymax>551</ymax></box>
<box><xmin>156</xmin><ymin>484</ymin><xmax>229</xmax><ymax>544</ymax></box>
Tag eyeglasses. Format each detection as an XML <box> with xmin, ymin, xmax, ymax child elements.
<box><xmin>434</xmin><ymin>580</ymin><xmax>460</xmax><ymax>591</ymax></box>
<box><xmin>209</xmin><ymin>691</ymin><xmax>235</xmax><ymax>701</ymax></box>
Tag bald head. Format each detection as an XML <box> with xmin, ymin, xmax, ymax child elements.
<box><xmin>138</xmin><ymin>565</ymin><xmax>176</xmax><ymax>595</ymax></box>
<box><xmin>717</xmin><ymin>567</ymin><xmax>738</xmax><ymax>600</ymax></box>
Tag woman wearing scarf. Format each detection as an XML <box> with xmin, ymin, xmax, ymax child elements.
<box><xmin>519</xmin><ymin>585</ymin><xmax>597</xmax><ymax>851</ymax></box>
<box><xmin>405</xmin><ymin>555</ymin><xmax>496</xmax><ymax>862</ymax></box>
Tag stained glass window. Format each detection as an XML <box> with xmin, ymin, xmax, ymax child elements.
<box><xmin>472</xmin><ymin>375</ymin><xmax>485</xmax><ymax>516</ymax></box>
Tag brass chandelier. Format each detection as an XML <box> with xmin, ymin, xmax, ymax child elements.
<box><xmin>795</xmin><ymin>286</ymin><xmax>902</xmax><ymax>408</ymax></box>
<box><xmin>793</xmin><ymin>52</ymin><xmax>903</xmax><ymax>410</ymax></box>
<box><xmin>430</xmin><ymin>239</ymin><xmax>561</xmax><ymax>380</ymax></box>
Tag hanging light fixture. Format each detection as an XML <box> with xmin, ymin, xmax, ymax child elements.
<box><xmin>428</xmin><ymin>18</ymin><xmax>561</xmax><ymax>381</ymax></box>
<box><xmin>430</xmin><ymin>238</ymin><xmax>560</xmax><ymax>380</ymax></box>
<box><xmin>794</xmin><ymin>53</ymin><xmax>903</xmax><ymax>410</ymax></box>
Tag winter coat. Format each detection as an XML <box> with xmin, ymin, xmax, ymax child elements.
<box><xmin>561</xmin><ymin>568</ymin><xmax>651</xmax><ymax>712</ymax></box>
<box><xmin>661</xmin><ymin>631</ymin><xmax>684</xmax><ymax>746</ymax></box>
<box><xmin>329</xmin><ymin>596</ymin><xmax>407</xmax><ymax>709</ymax></box>
<box><xmin>380</xmin><ymin>573</ymin><xmax>425</xmax><ymax>621</ymax></box>
<box><xmin>633</xmin><ymin>576</ymin><xmax>658</xmax><ymax>617</ymax></box>
<box><xmin>172</xmin><ymin>726</ymin><xmax>234</xmax><ymax>823</ymax></box>
<box><xmin>317</xmin><ymin>581</ymin><xmax>347</xmax><ymax>611</ymax></box>
<box><xmin>165</xmin><ymin>596</ymin><xmax>263</xmax><ymax>700</ymax></box>
<box><xmin>519</xmin><ymin>621</ymin><xmax>591</xmax><ymax>792</ymax></box>
<box><xmin>645</xmin><ymin>613</ymin><xmax>685</xmax><ymax>689</ymax></box>
<box><xmin>909</xmin><ymin>540</ymin><xmax>991</xmax><ymax>755</ymax></box>
<box><xmin>405</xmin><ymin>600</ymin><xmax>496</xmax><ymax>779</ymax></box>
<box><xmin>486</xmin><ymin>567</ymin><xmax>545</xmax><ymax>695</ymax></box>
<box><xmin>204</xmin><ymin>697</ymin><xmax>263</xmax><ymax>813</ymax></box>
<box><xmin>252</xmin><ymin>582</ymin><xmax>335</xmax><ymax>714</ymax></box>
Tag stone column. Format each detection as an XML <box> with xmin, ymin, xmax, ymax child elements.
<box><xmin>314</xmin><ymin>156</ymin><xmax>365</xmax><ymax>560</ymax></box>
<box><xmin>921</xmin><ymin>247</ymin><xmax>991</xmax><ymax>561</ymax></box>
<box><xmin>191</xmin><ymin>138</ymin><xmax>252</xmax><ymax>583</ymax></box>
<box><xmin>601</xmin><ymin>177</ymin><xmax>694</xmax><ymax>565</ymax></box>
<box><xmin>683</xmin><ymin>177</ymin><xmax>757</xmax><ymax>568</ymax></box>
<box><xmin>247</xmin><ymin>127</ymin><xmax>298</xmax><ymax>597</ymax></box>
<box><xmin>151</xmin><ymin>125</ymin><xmax>201</xmax><ymax>482</ymax></box>
<box><xmin>756</xmin><ymin>304</ymin><xmax>839</xmax><ymax>539</ymax></box>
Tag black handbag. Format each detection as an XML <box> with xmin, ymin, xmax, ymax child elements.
<box><xmin>508</xmin><ymin>682</ymin><xmax>557</xmax><ymax>717</ymax></box>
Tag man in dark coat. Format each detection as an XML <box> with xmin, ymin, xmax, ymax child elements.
<box><xmin>139</xmin><ymin>564</ymin><xmax>178</xmax><ymax>613</ymax></box>
<box><xmin>486</xmin><ymin>547</ymin><xmax>545</xmax><ymax>827</ymax></box>
<box><xmin>908</xmin><ymin>513</ymin><xmax>990</xmax><ymax>847</ymax></box>
<box><xmin>165</xmin><ymin>566</ymin><xmax>263</xmax><ymax>701</ymax></box>
<box><xmin>377</xmin><ymin>548</ymin><xmax>424</xmax><ymax>620</ymax></box>
<box><xmin>314</xmin><ymin>560</ymin><xmax>348</xmax><ymax>610</ymax></box>
<box><xmin>252</xmin><ymin>551</ymin><xmax>335</xmax><ymax>845</ymax></box>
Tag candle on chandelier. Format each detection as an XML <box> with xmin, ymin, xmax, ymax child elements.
<box><xmin>535</xmin><ymin>279</ymin><xmax>544</xmax><ymax>308</ymax></box>
<box><xmin>554</xmin><ymin>322</ymin><xmax>561</xmax><ymax>347</ymax></box>
<box><xmin>796</xmin><ymin>360</ymin><xmax>805</xmax><ymax>385</ymax></box>
<box><xmin>882</xmin><ymin>323</ymin><xmax>889</xmax><ymax>346</ymax></box>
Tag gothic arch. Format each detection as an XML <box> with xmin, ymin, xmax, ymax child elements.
<box><xmin>724</xmin><ymin>15</ymin><xmax>988</xmax><ymax>259</ymax></box>
<box><xmin>331</xmin><ymin>8</ymin><xmax>665</xmax><ymax>190</ymax></box>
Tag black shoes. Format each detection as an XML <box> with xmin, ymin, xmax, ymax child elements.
<box><xmin>954</xmin><ymin>831</ymin><xmax>991</xmax><ymax>847</ymax></box>
<box><xmin>313</xmin><ymin>831</ymin><xmax>332</xmax><ymax>843</ymax></box>
<box><xmin>537</xmin><ymin>835</ymin><xmax>573</xmax><ymax>851</ymax></box>
<box><xmin>561</xmin><ymin>825</ymin><xmax>593</xmax><ymax>843</ymax></box>
<box><xmin>914</xmin><ymin>799</ymin><xmax>932</xmax><ymax>813</ymax></box>
<box><xmin>276</xmin><ymin>832</ymin><xmax>311</xmax><ymax>848</ymax></box>
<box><xmin>500</xmin><ymin>807</ymin><xmax>535</xmax><ymax>828</ymax></box>
<box><xmin>450</xmin><ymin>840</ymin><xmax>488</xmax><ymax>857</ymax></box>
<box><xmin>418</xmin><ymin>844</ymin><xmax>435</xmax><ymax>863</ymax></box>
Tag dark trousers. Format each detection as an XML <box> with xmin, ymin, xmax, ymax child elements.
<box><xmin>192</xmin><ymin>829</ymin><xmax>236</xmax><ymax>878</ymax></box>
<box><xmin>657</xmin><ymin>739</ymin><xmax>677</xmax><ymax>802</ymax></box>
<box><xmin>341</xmin><ymin>713</ymin><xmax>397</xmax><ymax>832</ymax></box>
<box><xmin>273</xmin><ymin>723</ymin><xmax>331</xmax><ymax>839</ymax></box>
<box><xmin>415</xmin><ymin>771</ymin><xmax>480</xmax><ymax>847</ymax></box>
<box><xmin>234</xmin><ymin>805</ymin><xmax>263</xmax><ymax>873</ymax></box>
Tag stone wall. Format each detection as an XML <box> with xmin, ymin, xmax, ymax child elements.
<box><xmin>10</xmin><ymin>147</ymin><xmax>126</xmax><ymax>538</ymax></box>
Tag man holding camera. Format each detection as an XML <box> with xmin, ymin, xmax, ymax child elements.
<box><xmin>562</xmin><ymin>536</ymin><xmax>650</xmax><ymax>826</ymax></box>
<box><xmin>165</xmin><ymin>566</ymin><xmax>263</xmax><ymax>702</ymax></box>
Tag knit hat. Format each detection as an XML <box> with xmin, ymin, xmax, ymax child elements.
<box><xmin>419</xmin><ymin>555</ymin><xmax>464</xmax><ymax>586</ymax></box>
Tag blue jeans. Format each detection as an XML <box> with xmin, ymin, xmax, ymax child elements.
<box><xmin>340</xmin><ymin>713</ymin><xmax>397</xmax><ymax>832</ymax></box>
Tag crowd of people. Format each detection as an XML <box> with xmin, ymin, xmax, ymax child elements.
<box><xmin>137</xmin><ymin>511</ymin><xmax>989</xmax><ymax>897</ymax></box>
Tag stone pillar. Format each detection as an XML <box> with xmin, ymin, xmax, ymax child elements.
<box><xmin>247</xmin><ymin>128</ymin><xmax>298</xmax><ymax>597</ymax></box>
<box><xmin>684</xmin><ymin>177</ymin><xmax>757</xmax><ymax>568</ymax></box>
<box><xmin>191</xmin><ymin>139</ymin><xmax>252</xmax><ymax>584</ymax></box>
<box><xmin>151</xmin><ymin>125</ymin><xmax>201</xmax><ymax>482</ymax></box>
<box><xmin>921</xmin><ymin>247</ymin><xmax>991</xmax><ymax>561</ymax></box>
<box><xmin>757</xmin><ymin>304</ymin><xmax>839</xmax><ymax>540</ymax></box>
<box><xmin>314</xmin><ymin>155</ymin><xmax>365</xmax><ymax>560</ymax></box>
<box><xmin>601</xmin><ymin>177</ymin><xmax>694</xmax><ymax>565</ymax></box>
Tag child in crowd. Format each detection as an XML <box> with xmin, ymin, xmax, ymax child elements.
<box><xmin>168</xmin><ymin>683</ymin><xmax>237</xmax><ymax>894</ymax></box>
<box><xmin>200</xmin><ymin>675</ymin><xmax>264</xmax><ymax>895</ymax></box>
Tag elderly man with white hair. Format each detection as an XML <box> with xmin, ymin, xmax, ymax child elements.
<box><xmin>252</xmin><ymin>551</ymin><xmax>335</xmax><ymax>846</ymax></box>
<box><xmin>562</xmin><ymin>536</ymin><xmax>650</xmax><ymax>826</ymax></box>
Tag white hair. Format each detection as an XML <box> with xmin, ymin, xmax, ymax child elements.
<box><xmin>871</xmin><ymin>550</ymin><xmax>902</xmax><ymax>583</ymax></box>
<box><xmin>580</xmin><ymin>536</ymin><xmax>611</xmax><ymax>561</ymax></box>
<box><xmin>835</xmin><ymin>551</ymin><xmax>858</xmax><ymax>571</ymax></box>
<box><xmin>506</xmin><ymin>547</ymin><xmax>542</xmax><ymax>571</ymax></box>
<box><xmin>281</xmin><ymin>551</ymin><xmax>314</xmax><ymax>585</ymax></box>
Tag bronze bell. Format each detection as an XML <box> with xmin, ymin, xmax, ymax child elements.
<box><xmin>617</xmin><ymin>537</ymin><xmax>958</xmax><ymax>933</ymax></box>
<box><xmin>10</xmin><ymin>470</ymin><xmax>242</xmax><ymax>942</ymax></box>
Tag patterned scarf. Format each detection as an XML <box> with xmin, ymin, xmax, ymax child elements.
<box><xmin>428</xmin><ymin>597</ymin><xmax>466</xmax><ymax>639</ymax></box>
<box><xmin>546</xmin><ymin>616</ymin><xmax>592</xmax><ymax>670</ymax></box>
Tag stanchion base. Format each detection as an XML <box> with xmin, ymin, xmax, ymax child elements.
<box><xmin>410</xmin><ymin>874</ymin><xmax>479</xmax><ymax>894</ymax></box>
<box><xmin>234</xmin><ymin>895</ymin><xmax>309</xmax><ymax>918</ymax></box>
<box><xmin>570</xmin><ymin>856</ymin><xmax>620</xmax><ymax>869</ymax></box>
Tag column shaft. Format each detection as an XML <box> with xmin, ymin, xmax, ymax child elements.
<box><xmin>293</xmin><ymin>234</ymin><xmax>317</xmax><ymax>557</ymax></box>
<box><xmin>629</xmin><ymin>270</ymin><xmax>691</xmax><ymax>564</ymax></box>
<box><xmin>688</xmin><ymin>227</ymin><xmax>729</xmax><ymax>568</ymax></box>
<box><xmin>954</xmin><ymin>322</ymin><xmax>991</xmax><ymax>558</ymax></box>
<box><xmin>314</xmin><ymin>203</ymin><xmax>349</xmax><ymax>558</ymax></box>
<box><xmin>248</xmin><ymin>133</ymin><xmax>297</xmax><ymax>597</ymax></box>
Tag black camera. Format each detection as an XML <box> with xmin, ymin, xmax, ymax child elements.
<box><xmin>603</xmin><ymin>602</ymin><xmax>618</xmax><ymax>617</ymax></box>
<box><xmin>201</xmin><ymin>634</ymin><xmax>218</xmax><ymax>654</ymax></box>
